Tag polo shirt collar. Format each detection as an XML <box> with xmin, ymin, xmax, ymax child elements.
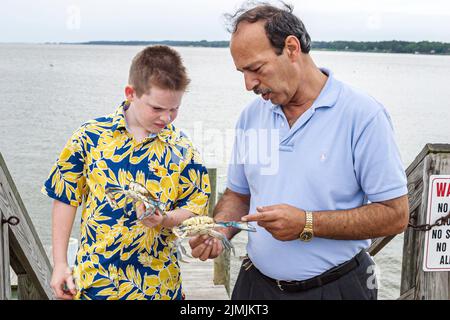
<box><xmin>111</xmin><ymin>101</ymin><xmax>180</xmax><ymax>146</ymax></box>
<box><xmin>270</xmin><ymin>67</ymin><xmax>341</xmax><ymax>114</ymax></box>
<box><xmin>310</xmin><ymin>68</ymin><xmax>341</xmax><ymax>111</ymax></box>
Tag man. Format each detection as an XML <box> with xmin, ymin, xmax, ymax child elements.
<box><xmin>189</xmin><ymin>3</ymin><xmax>409</xmax><ymax>300</ymax></box>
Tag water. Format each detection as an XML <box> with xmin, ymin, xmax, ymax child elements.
<box><xmin>0</xmin><ymin>44</ymin><xmax>449</xmax><ymax>299</ymax></box>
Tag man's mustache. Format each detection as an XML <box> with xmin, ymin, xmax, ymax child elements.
<box><xmin>253</xmin><ymin>87</ymin><xmax>272</xmax><ymax>95</ymax></box>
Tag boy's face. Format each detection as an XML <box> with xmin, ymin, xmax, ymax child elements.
<box><xmin>126</xmin><ymin>85</ymin><xmax>183</xmax><ymax>134</ymax></box>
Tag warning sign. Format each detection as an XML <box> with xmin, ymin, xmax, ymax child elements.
<box><xmin>423</xmin><ymin>175</ymin><xmax>450</xmax><ymax>271</ymax></box>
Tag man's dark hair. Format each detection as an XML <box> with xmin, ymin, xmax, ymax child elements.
<box><xmin>225</xmin><ymin>1</ymin><xmax>311</xmax><ymax>55</ymax></box>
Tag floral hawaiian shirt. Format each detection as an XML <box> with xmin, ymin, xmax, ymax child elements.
<box><xmin>42</xmin><ymin>101</ymin><xmax>210</xmax><ymax>300</ymax></box>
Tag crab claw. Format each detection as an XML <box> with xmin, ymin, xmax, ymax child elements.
<box><xmin>209</xmin><ymin>230</ymin><xmax>236</xmax><ymax>256</ymax></box>
<box><xmin>173</xmin><ymin>239</ymin><xmax>192</xmax><ymax>263</ymax></box>
<box><xmin>105</xmin><ymin>191</ymin><xmax>119</xmax><ymax>209</ymax></box>
<box><xmin>217</xmin><ymin>221</ymin><xmax>256</xmax><ymax>232</ymax></box>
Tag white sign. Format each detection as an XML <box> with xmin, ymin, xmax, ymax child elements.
<box><xmin>423</xmin><ymin>175</ymin><xmax>450</xmax><ymax>272</ymax></box>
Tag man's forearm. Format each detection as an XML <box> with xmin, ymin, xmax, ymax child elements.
<box><xmin>314</xmin><ymin>195</ymin><xmax>410</xmax><ymax>240</ymax></box>
<box><xmin>213</xmin><ymin>188</ymin><xmax>250</xmax><ymax>240</ymax></box>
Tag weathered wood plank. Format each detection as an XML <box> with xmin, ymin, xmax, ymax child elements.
<box><xmin>398</xmin><ymin>155</ymin><xmax>427</xmax><ymax>295</ymax></box>
<box><xmin>0</xmin><ymin>152</ymin><xmax>53</xmax><ymax>299</ymax></box>
<box><xmin>181</xmin><ymin>256</ymin><xmax>229</xmax><ymax>300</ymax></box>
<box><xmin>207</xmin><ymin>168</ymin><xmax>217</xmax><ymax>219</ymax></box>
<box><xmin>398</xmin><ymin>287</ymin><xmax>415</xmax><ymax>300</ymax></box>
<box><xmin>407</xmin><ymin>160</ymin><xmax>425</xmax><ymax>214</ymax></box>
<box><xmin>17</xmin><ymin>274</ymin><xmax>42</xmax><ymax>300</ymax></box>
<box><xmin>207</xmin><ymin>174</ymin><xmax>231</xmax><ymax>296</ymax></box>
<box><xmin>214</xmin><ymin>249</ymin><xmax>230</xmax><ymax>296</ymax></box>
<box><xmin>368</xmin><ymin>236</ymin><xmax>396</xmax><ymax>256</ymax></box>
<box><xmin>0</xmin><ymin>210</ymin><xmax>12</xmax><ymax>299</ymax></box>
<box><xmin>0</xmin><ymin>211</ymin><xmax>6</xmax><ymax>299</ymax></box>
<box><xmin>400</xmin><ymin>208</ymin><xmax>420</xmax><ymax>295</ymax></box>
<box><xmin>406</xmin><ymin>144</ymin><xmax>450</xmax><ymax>177</ymax></box>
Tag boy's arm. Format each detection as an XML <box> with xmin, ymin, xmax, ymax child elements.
<box><xmin>161</xmin><ymin>208</ymin><xmax>195</xmax><ymax>228</ymax></box>
<box><xmin>51</xmin><ymin>200</ymin><xmax>77</xmax><ymax>299</ymax></box>
<box><xmin>140</xmin><ymin>208</ymin><xmax>195</xmax><ymax>229</ymax></box>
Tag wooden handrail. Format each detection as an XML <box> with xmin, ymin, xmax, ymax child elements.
<box><xmin>0</xmin><ymin>152</ymin><xmax>53</xmax><ymax>299</ymax></box>
<box><xmin>368</xmin><ymin>144</ymin><xmax>450</xmax><ymax>256</ymax></box>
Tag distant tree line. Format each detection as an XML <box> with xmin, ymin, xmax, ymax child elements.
<box><xmin>76</xmin><ymin>40</ymin><xmax>450</xmax><ymax>55</ymax></box>
<box><xmin>81</xmin><ymin>40</ymin><xmax>230</xmax><ymax>48</ymax></box>
<box><xmin>312</xmin><ymin>41</ymin><xmax>450</xmax><ymax>55</ymax></box>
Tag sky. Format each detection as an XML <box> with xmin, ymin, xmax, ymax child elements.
<box><xmin>1</xmin><ymin>0</ymin><xmax>450</xmax><ymax>43</ymax></box>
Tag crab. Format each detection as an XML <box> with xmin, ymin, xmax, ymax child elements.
<box><xmin>172</xmin><ymin>215</ymin><xmax>256</xmax><ymax>259</ymax></box>
<box><xmin>105</xmin><ymin>181</ymin><xmax>166</xmax><ymax>221</ymax></box>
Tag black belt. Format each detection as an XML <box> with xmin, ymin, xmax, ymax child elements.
<box><xmin>247</xmin><ymin>250</ymin><xmax>366</xmax><ymax>292</ymax></box>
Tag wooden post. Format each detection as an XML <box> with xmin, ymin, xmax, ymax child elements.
<box><xmin>0</xmin><ymin>210</ymin><xmax>11</xmax><ymax>300</ymax></box>
<box><xmin>400</xmin><ymin>144</ymin><xmax>450</xmax><ymax>300</ymax></box>
<box><xmin>207</xmin><ymin>169</ymin><xmax>231</xmax><ymax>296</ymax></box>
<box><xmin>207</xmin><ymin>168</ymin><xmax>217</xmax><ymax>219</ymax></box>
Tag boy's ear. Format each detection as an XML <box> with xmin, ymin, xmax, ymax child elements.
<box><xmin>125</xmin><ymin>85</ymin><xmax>135</xmax><ymax>101</ymax></box>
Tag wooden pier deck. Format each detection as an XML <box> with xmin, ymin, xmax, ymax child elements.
<box><xmin>181</xmin><ymin>257</ymin><xmax>229</xmax><ymax>300</ymax></box>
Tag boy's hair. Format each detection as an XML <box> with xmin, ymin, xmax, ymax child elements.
<box><xmin>128</xmin><ymin>45</ymin><xmax>190</xmax><ymax>97</ymax></box>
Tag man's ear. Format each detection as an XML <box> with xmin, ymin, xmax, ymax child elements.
<box><xmin>125</xmin><ymin>85</ymin><xmax>135</xmax><ymax>101</ymax></box>
<box><xmin>284</xmin><ymin>35</ymin><xmax>301</xmax><ymax>60</ymax></box>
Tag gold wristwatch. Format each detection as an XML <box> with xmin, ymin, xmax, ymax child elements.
<box><xmin>299</xmin><ymin>211</ymin><xmax>314</xmax><ymax>242</ymax></box>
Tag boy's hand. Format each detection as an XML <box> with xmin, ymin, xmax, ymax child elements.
<box><xmin>51</xmin><ymin>264</ymin><xmax>77</xmax><ymax>300</ymax></box>
<box><xmin>137</xmin><ymin>203</ymin><xmax>164</xmax><ymax>228</ymax></box>
<box><xmin>140</xmin><ymin>211</ymin><xmax>164</xmax><ymax>228</ymax></box>
<box><xmin>189</xmin><ymin>235</ymin><xmax>224</xmax><ymax>261</ymax></box>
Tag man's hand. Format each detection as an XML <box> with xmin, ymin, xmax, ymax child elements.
<box><xmin>189</xmin><ymin>234</ymin><xmax>224</xmax><ymax>261</ymax></box>
<box><xmin>242</xmin><ymin>204</ymin><xmax>306</xmax><ymax>241</ymax></box>
<box><xmin>187</xmin><ymin>188</ymin><xmax>250</xmax><ymax>261</ymax></box>
<box><xmin>51</xmin><ymin>264</ymin><xmax>77</xmax><ymax>300</ymax></box>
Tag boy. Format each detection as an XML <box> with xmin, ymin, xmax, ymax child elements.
<box><xmin>42</xmin><ymin>46</ymin><xmax>210</xmax><ymax>300</ymax></box>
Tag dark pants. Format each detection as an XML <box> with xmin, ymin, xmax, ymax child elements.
<box><xmin>231</xmin><ymin>251</ymin><xmax>378</xmax><ymax>300</ymax></box>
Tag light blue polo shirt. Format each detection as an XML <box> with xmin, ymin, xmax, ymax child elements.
<box><xmin>227</xmin><ymin>68</ymin><xmax>408</xmax><ymax>281</ymax></box>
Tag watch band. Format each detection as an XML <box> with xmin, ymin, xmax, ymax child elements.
<box><xmin>299</xmin><ymin>210</ymin><xmax>314</xmax><ymax>242</ymax></box>
<box><xmin>305</xmin><ymin>210</ymin><xmax>313</xmax><ymax>230</ymax></box>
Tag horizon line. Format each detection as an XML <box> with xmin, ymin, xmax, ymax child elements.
<box><xmin>1</xmin><ymin>39</ymin><xmax>450</xmax><ymax>45</ymax></box>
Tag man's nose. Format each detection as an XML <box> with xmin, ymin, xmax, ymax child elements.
<box><xmin>244</xmin><ymin>72</ymin><xmax>259</xmax><ymax>91</ymax></box>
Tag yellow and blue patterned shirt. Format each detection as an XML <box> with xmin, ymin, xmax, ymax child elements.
<box><xmin>42</xmin><ymin>101</ymin><xmax>210</xmax><ymax>300</ymax></box>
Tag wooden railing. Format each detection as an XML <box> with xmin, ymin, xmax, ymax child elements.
<box><xmin>367</xmin><ymin>144</ymin><xmax>450</xmax><ymax>299</ymax></box>
<box><xmin>0</xmin><ymin>152</ymin><xmax>53</xmax><ymax>300</ymax></box>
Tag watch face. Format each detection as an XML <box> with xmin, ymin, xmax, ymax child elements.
<box><xmin>300</xmin><ymin>232</ymin><xmax>313</xmax><ymax>242</ymax></box>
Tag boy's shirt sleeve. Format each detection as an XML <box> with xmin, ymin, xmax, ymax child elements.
<box><xmin>175</xmin><ymin>147</ymin><xmax>211</xmax><ymax>216</ymax></box>
<box><xmin>41</xmin><ymin>127</ymin><xmax>87</xmax><ymax>207</ymax></box>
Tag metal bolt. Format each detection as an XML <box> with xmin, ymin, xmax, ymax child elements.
<box><xmin>1</xmin><ymin>216</ymin><xmax>20</xmax><ymax>226</ymax></box>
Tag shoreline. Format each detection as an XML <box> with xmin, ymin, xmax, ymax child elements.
<box><xmin>1</xmin><ymin>41</ymin><xmax>449</xmax><ymax>56</ymax></box>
